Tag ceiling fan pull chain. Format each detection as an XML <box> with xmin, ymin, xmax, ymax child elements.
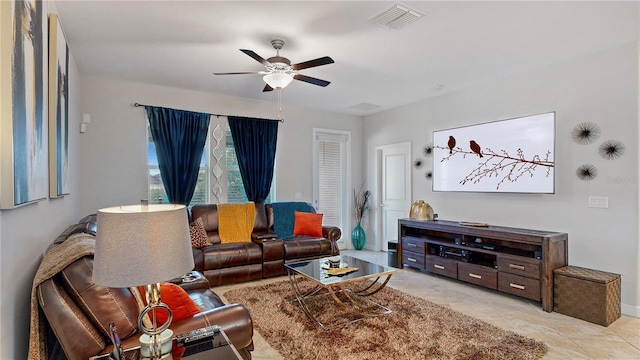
<box><xmin>277</xmin><ymin>88</ymin><xmax>283</xmax><ymax>120</ymax></box>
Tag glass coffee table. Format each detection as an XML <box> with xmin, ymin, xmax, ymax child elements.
<box><xmin>284</xmin><ymin>255</ymin><xmax>395</xmax><ymax>330</ymax></box>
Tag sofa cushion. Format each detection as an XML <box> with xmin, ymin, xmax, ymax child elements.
<box><xmin>271</xmin><ymin>202</ymin><xmax>312</xmax><ymax>238</ymax></box>
<box><xmin>137</xmin><ymin>283</ymin><xmax>201</xmax><ymax>325</ymax></box>
<box><xmin>202</xmin><ymin>242</ymin><xmax>263</xmax><ymax>270</ymax></box>
<box><xmin>293</xmin><ymin>211</ymin><xmax>323</xmax><ymax>237</ymax></box>
<box><xmin>283</xmin><ymin>238</ymin><xmax>333</xmax><ymax>260</ymax></box>
<box><xmin>59</xmin><ymin>257</ymin><xmax>139</xmax><ymax>338</ymax></box>
<box><xmin>190</xmin><ymin>205</ymin><xmax>221</xmax><ymax>245</ymax></box>
<box><xmin>189</xmin><ymin>217</ymin><xmax>210</xmax><ymax>249</ymax></box>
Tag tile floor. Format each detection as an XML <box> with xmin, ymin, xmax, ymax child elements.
<box><xmin>216</xmin><ymin>250</ymin><xmax>640</xmax><ymax>360</ymax></box>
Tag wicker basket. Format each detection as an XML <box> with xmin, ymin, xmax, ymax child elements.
<box><xmin>553</xmin><ymin>266</ymin><xmax>620</xmax><ymax>326</ymax></box>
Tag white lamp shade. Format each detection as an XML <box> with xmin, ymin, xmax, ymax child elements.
<box><xmin>263</xmin><ymin>72</ymin><xmax>293</xmax><ymax>89</ymax></box>
<box><xmin>93</xmin><ymin>204</ymin><xmax>194</xmax><ymax>288</ymax></box>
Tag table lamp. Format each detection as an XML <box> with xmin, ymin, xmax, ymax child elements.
<box><xmin>93</xmin><ymin>204</ymin><xmax>195</xmax><ymax>359</ymax></box>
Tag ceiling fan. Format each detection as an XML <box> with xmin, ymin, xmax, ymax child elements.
<box><xmin>213</xmin><ymin>39</ymin><xmax>334</xmax><ymax>92</ymax></box>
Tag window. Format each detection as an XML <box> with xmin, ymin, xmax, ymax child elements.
<box><xmin>147</xmin><ymin>129</ymin><xmax>209</xmax><ymax>206</ymax></box>
<box><xmin>225</xmin><ymin>128</ymin><xmax>276</xmax><ymax>203</ymax></box>
<box><xmin>147</xmin><ymin>122</ymin><xmax>275</xmax><ymax>205</ymax></box>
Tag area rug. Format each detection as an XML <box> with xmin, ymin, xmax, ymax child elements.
<box><xmin>222</xmin><ymin>279</ymin><xmax>548</xmax><ymax>360</ymax></box>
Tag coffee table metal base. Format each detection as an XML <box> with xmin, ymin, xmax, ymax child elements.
<box><xmin>287</xmin><ymin>269</ymin><xmax>393</xmax><ymax>330</ymax></box>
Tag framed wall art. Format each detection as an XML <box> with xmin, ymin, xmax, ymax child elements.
<box><xmin>48</xmin><ymin>13</ymin><xmax>70</xmax><ymax>197</ymax></box>
<box><xmin>432</xmin><ymin>112</ymin><xmax>555</xmax><ymax>194</ymax></box>
<box><xmin>1</xmin><ymin>0</ymin><xmax>49</xmax><ymax>209</ymax></box>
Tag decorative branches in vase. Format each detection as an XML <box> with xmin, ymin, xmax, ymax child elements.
<box><xmin>352</xmin><ymin>186</ymin><xmax>370</xmax><ymax>250</ymax></box>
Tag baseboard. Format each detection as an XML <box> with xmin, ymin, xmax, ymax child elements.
<box><xmin>621</xmin><ymin>303</ymin><xmax>640</xmax><ymax>318</ymax></box>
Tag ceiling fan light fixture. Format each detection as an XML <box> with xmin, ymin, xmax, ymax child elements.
<box><xmin>263</xmin><ymin>72</ymin><xmax>293</xmax><ymax>89</ymax></box>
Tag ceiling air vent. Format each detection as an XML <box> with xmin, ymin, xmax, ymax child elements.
<box><xmin>370</xmin><ymin>3</ymin><xmax>424</xmax><ymax>30</ymax></box>
<box><xmin>349</xmin><ymin>102</ymin><xmax>381</xmax><ymax>112</ymax></box>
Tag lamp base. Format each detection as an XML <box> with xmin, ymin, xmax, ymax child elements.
<box><xmin>138</xmin><ymin>283</ymin><xmax>173</xmax><ymax>359</ymax></box>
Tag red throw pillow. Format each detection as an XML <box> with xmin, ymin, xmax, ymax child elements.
<box><xmin>293</xmin><ymin>211</ymin><xmax>323</xmax><ymax>237</ymax></box>
<box><xmin>137</xmin><ymin>283</ymin><xmax>201</xmax><ymax>325</ymax></box>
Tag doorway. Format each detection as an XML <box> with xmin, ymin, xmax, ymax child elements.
<box><xmin>376</xmin><ymin>142</ymin><xmax>411</xmax><ymax>251</ymax></box>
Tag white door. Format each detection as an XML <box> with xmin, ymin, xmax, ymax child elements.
<box><xmin>377</xmin><ymin>142</ymin><xmax>411</xmax><ymax>251</ymax></box>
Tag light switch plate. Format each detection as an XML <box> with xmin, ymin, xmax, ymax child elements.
<box><xmin>588</xmin><ymin>196</ymin><xmax>609</xmax><ymax>208</ymax></box>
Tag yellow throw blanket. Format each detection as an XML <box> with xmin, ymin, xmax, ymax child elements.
<box><xmin>217</xmin><ymin>202</ymin><xmax>256</xmax><ymax>244</ymax></box>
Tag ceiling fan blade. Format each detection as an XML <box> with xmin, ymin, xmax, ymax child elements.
<box><xmin>291</xmin><ymin>56</ymin><xmax>334</xmax><ymax>71</ymax></box>
<box><xmin>213</xmin><ymin>71</ymin><xmax>261</xmax><ymax>75</ymax></box>
<box><xmin>240</xmin><ymin>49</ymin><xmax>270</xmax><ymax>66</ymax></box>
<box><xmin>263</xmin><ymin>84</ymin><xmax>274</xmax><ymax>92</ymax></box>
<box><xmin>293</xmin><ymin>74</ymin><xmax>331</xmax><ymax>87</ymax></box>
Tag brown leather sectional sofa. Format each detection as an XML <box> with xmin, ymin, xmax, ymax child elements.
<box><xmin>190</xmin><ymin>202</ymin><xmax>341</xmax><ymax>286</ymax></box>
<box><xmin>32</xmin><ymin>215</ymin><xmax>254</xmax><ymax>360</ymax></box>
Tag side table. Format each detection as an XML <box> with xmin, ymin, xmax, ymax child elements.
<box><xmin>90</xmin><ymin>327</ymin><xmax>242</xmax><ymax>360</ymax></box>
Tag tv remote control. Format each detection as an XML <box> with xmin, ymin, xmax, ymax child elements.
<box><xmin>175</xmin><ymin>324</ymin><xmax>220</xmax><ymax>345</ymax></box>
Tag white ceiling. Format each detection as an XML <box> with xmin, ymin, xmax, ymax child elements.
<box><xmin>54</xmin><ymin>1</ymin><xmax>638</xmax><ymax>116</ymax></box>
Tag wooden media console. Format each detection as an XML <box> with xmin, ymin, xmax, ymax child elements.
<box><xmin>398</xmin><ymin>219</ymin><xmax>568</xmax><ymax>312</ymax></box>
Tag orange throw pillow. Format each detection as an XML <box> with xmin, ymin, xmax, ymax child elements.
<box><xmin>137</xmin><ymin>283</ymin><xmax>201</xmax><ymax>325</ymax></box>
<box><xmin>293</xmin><ymin>211</ymin><xmax>323</xmax><ymax>237</ymax></box>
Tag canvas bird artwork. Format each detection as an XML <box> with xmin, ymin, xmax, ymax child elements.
<box><xmin>431</xmin><ymin>113</ymin><xmax>555</xmax><ymax>193</ymax></box>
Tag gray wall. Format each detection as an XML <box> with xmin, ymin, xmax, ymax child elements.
<box><xmin>364</xmin><ymin>42</ymin><xmax>640</xmax><ymax>316</ymax></box>
<box><xmin>78</xmin><ymin>75</ymin><xmax>364</xmax><ymax>244</ymax></box>
<box><xmin>0</xmin><ymin>3</ymin><xmax>83</xmax><ymax>358</ymax></box>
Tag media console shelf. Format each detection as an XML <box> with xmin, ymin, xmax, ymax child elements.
<box><xmin>398</xmin><ymin>219</ymin><xmax>568</xmax><ymax>312</ymax></box>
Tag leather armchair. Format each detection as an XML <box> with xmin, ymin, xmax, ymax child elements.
<box><xmin>34</xmin><ymin>216</ymin><xmax>254</xmax><ymax>360</ymax></box>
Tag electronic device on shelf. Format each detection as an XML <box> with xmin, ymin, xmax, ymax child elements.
<box><xmin>438</xmin><ymin>246</ymin><xmax>470</xmax><ymax>262</ymax></box>
<box><xmin>176</xmin><ymin>325</ymin><xmax>243</xmax><ymax>359</ymax></box>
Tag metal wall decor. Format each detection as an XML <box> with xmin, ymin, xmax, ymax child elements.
<box><xmin>413</xmin><ymin>143</ymin><xmax>433</xmax><ymax>180</ymax></box>
<box><xmin>572</xmin><ymin>122</ymin><xmax>601</xmax><ymax>145</ymax></box>
<box><xmin>576</xmin><ymin>164</ymin><xmax>598</xmax><ymax>181</ymax></box>
<box><xmin>598</xmin><ymin>140</ymin><xmax>625</xmax><ymax>160</ymax></box>
<box><xmin>210</xmin><ymin>123</ymin><xmax>224</xmax><ymax>203</ymax></box>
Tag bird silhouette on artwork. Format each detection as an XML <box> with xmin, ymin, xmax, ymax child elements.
<box><xmin>469</xmin><ymin>140</ymin><xmax>483</xmax><ymax>157</ymax></box>
<box><xmin>448</xmin><ymin>136</ymin><xmax>456</xmax><ymax>154</ymax></box>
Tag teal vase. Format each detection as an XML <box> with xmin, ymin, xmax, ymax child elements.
<box><xmin>351</xmin><ymin>222</ymin><xmax>366</xmax><ymax>250</ymax></box>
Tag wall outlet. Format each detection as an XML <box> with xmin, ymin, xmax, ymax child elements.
<box><xmin>588</xmin><ymin>196</ymin><xmax>609</xmax><ymax>208</ymax></box>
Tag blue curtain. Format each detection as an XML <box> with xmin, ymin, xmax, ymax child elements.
<box><xmin>228</xmin><ymin>116</ymin><xmax>279</xmax><ymax>203</ymax></box>
<box><xmin>146</xmin><ymin>106</ymin><xmax>210</xmax><ymax>205</ymax></box>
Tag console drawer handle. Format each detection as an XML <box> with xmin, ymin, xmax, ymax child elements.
<box><xmin>509</xmin><ymin>283</ymin><xmax>525</xmax><ymax>290</ymax></box>
<box><xmin>509</xmin><ymin>264</ymin><xmax>526</xmax><ymax>271</ymax></box>
<box><xmin>434</xmin><ymin>264</ymin><xmax>445</xmax><ymax>270</ymax></box>
<box><xmin>469</xmin><ymin>273</ymin><xmax>482</xmax><ymax>279</ymax></box>
<box><xmin>407</xmin><ymin>257</ymin><xmax>417</xmax><ymax>263</ymax></box>
<box><xmin>408</xmin><ymin>243</ymin><xmax>418</xmax><ymax>247</ymax></box>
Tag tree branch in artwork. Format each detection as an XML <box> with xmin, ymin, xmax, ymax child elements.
<box><xmin>434</xmin><ymin>142</ymin><xmax>554</xmax><ymax>190</ymax></box>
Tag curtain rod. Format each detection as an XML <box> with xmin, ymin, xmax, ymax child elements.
<box><xmin>133</xmin><ymin>102</ymin><xmax>284</xmax><ymax>123</ymax></box>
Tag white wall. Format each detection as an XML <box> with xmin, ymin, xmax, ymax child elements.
<box><xmin>78</xmin><ymin>75</ymin><xmax>363</xmax><ymax>249</ymax></box>
<box><xmin>364</xmin><ymin>43</ymin><xmax>640</xmax><ymax>316</ymax></box>
<box><xmin>0</xmin><ymin>4</ymin><xmax>83</xmax><ymax>358</ymax></box>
